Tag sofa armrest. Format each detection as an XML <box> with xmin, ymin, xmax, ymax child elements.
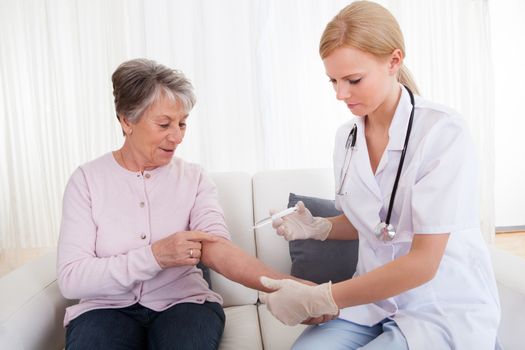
<box><xmin>0</xmin><ymin>251</ymin><xmax>75</xmax><ymax>350</ymax></box>
<box><xmin>489</xmin><ymin>245</ymin><xmax>525</xmax><ymax>350</ymax></box>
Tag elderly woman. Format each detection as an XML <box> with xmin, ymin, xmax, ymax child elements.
<box><xmin>57</xmin><ymin>58</ymin><xmax>289</xmax><ymax>349</ymax></box>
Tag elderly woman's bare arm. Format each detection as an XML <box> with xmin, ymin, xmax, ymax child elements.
<box><xmin>202</xmin><ymin>237</ymin><xmax>339</xmax><ymax>324</ymax></box>
<box><xmin>201</xmin><ymin>237</ymin><xmax>290</xmax><ymax>292</ymax></box>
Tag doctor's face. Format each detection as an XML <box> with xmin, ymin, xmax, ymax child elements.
<box><xmin>323</xmin><ymin>46</ymin><xmax>395</xmax><ymax>117</ymax></box>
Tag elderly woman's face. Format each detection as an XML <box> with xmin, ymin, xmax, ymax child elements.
<box><xmin>128</xmin><ymin>94</ymin><xmax>187</xmax><ymax>169</ymax></box>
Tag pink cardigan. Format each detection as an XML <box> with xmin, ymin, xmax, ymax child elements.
<box><xmin>57</xmin><ymin>153</ymin><xmax>230</xmax><ymax>326</ymax></box>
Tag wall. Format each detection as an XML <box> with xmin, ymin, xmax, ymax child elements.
<box><xmin>490</xmin><ymin>0</ymin><xmax>525</xmax><ymax>228</ymax></box>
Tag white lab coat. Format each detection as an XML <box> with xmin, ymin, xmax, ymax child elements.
<box><xmin>333</xmin><ymin>86</ymin><xmax>500</xmax><ymax>350</ymax></box>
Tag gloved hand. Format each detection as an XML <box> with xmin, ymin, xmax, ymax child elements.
<box><xmin>259</xmin><ymin>276</ymin><xmax>339</xmax><ymax>326</ymax></box>
<box><xmin>271</xmin><ymin>201</ymin><xmax>332</xmax><ymax>241</ymax></box>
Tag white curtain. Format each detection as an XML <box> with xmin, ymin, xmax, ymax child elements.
<box><xmin>0</xmin><ymin>0</ymin><xmax>495</xmax><ymax>255</ymax></box>
<box><xmin>387</xmin><ymin>0</ymin><xmax>495</xmax><ymax>240</ymax></box>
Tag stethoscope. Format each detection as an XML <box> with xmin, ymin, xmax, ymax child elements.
<box><xmin>336</xmin><ymin>86</ymin><xmax>415</xmax><ymax>241</ymax></box>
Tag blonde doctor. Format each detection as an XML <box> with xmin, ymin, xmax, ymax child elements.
<box><xmin>260</xmin><ymin>2</ymin><xmax>500</xmax><ymax>349</ymax></box>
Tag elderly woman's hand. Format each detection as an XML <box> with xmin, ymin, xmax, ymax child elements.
<box><xmin>152</xmin><ymin>231</ymin><xmax>218</xmax><ymax>268</ymax></box>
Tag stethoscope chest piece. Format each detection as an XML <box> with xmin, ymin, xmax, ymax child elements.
<box><xmin>374</xmin><ymin>222</ymin><xmax>396</xmax><ymax>241</ymax></box>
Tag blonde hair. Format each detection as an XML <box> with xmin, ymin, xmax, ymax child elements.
<box><xmin>320</xmin><ymin>1</ymin><xmax>419</xmax><ymax>95</ymax></box>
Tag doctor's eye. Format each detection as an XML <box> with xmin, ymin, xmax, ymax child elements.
<box><xmin>328</xmin><ymin>78</ymin><xmax>336</xmax><ymax>85</ymax></box>
<box><xmin>348</xmin><ymin>78</ymin><xmax>361</xmax><ymax>85</ymax></box>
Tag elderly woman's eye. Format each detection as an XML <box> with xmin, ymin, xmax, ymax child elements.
<box><xmin>179</xmin><ymin>123</ymin><xmax>187</xmax><ymax>129</ymax></box>
<box><xmin>159</xmin><ymin>123</ymin><xmax>170</xmax><ymax>128</ymax></box>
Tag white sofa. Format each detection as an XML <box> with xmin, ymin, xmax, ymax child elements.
<box><xmin>1</xmin><ymin>168</ymin><xmax>524</xmax><ymax>350</ymax></box>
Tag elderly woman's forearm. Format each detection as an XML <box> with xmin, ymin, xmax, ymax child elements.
<box><xmin>57</xmin><ymin>246</ymin><xmax>162</xmax><ymax>299</ymax></box>
<box><xmin>201</xmin><ymin>238</ymin><xmax>287</xmax><ymax>292</ymax></box>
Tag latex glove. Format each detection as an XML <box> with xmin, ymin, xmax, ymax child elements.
<box><xmin>259</xmin><ymin>276</ymin><xmax>339</xmax><ymax>326</ymax></box>
<box><xmin>271</xmin><ymin>201</ymin><xmax>332</xmax><ymax>241</ymax></box>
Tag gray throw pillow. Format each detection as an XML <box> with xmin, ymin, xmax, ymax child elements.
<box><xmin>288</xmin><ymin>193</ymin><xmax>359</xmax><ymax>284</ymax></box>
<box><xmin>197</xmin><ymin>262</ymin><xmax>212</xmax><ymax>289</ymax></box>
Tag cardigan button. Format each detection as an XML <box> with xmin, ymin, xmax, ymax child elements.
<box><xmin>140</xmin><ymin>233</ymin><xmax>147</xmax><ymax>240</ymax></box>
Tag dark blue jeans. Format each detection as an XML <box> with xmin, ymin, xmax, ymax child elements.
<box><xmin>65</xmin><ymin>302</ymin><xmax>225</xmax><ymax>350</ymax></box>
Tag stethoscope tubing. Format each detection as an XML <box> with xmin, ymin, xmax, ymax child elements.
<box><xmin>337</xmin><ymin>85</ymin><xmax>416</xmax><ymax>232</ymax></box>
<box><xmin>337</xmin><ymin>124</ymin><xmax>357</xmax><ymax>195</ymax></box>
<box><xmin>385</xmin><ymin>86</ymin><xmax>415</xmax><ymax>226</ymax></box>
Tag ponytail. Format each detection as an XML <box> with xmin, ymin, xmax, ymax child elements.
<box><xmin>398</xmin><ymin>64</ymin><xmax>420</xmax><ymax>95</ymax></box>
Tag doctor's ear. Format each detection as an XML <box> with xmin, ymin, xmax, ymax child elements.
<box><xmin>388</xmin><ymin>49</ymin><xmax>403</xmax><ymax>75</ymax></box>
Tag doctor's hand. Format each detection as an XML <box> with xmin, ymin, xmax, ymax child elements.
<box><xmin>259</xmin><ymin>276</ymin><xmax>339</xmax><ymax>326</ymax></box>
<box><xmin>301</xmin><ymin>314</ymin><xmax>339</xmax><ymax>325</ymax></box>
<box><xmin>271</xmin><ymin>201</ymin><xmax>332</xmax><ymax>241</ymax></box>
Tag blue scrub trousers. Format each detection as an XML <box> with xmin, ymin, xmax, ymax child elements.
<box><xmin>292</xmin><ymin>318</ymin><xmax>408</xmax><ymax>350</ymax></box>
<box><xmin>65</xmin><ymin>302</ymin><xmax>225</xmax><ymax>350</ymax></box>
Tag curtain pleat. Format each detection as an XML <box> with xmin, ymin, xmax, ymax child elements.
<box><xmin>0</xmin><ymin>0</ymin><xmax>495</xmax><ymax>254</ymax></box>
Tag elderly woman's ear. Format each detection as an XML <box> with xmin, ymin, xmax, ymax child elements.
<box><xmin>116</xmin><ymin>115</ymin><xmax>126</xmax><ymax>136</ymax></box>
<box><xmin>118</xmin><ymin>115</ymin><xmax>132</xmax><ymax>136</ymax></box>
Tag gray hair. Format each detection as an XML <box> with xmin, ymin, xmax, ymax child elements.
<box><xmin>112</xmin><ymin>58</ymin><xmax>196</xmax><ymax>124</ymax></box>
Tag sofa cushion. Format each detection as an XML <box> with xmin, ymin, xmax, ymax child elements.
<box><xmin>253</xmin><ymin>168</ymin><xmax>337</xmax><ymax>274</ymax></box>
<box><xmin>288</xmin><ymin>193</ymin><xmax>359</xmax><ymax>284</ymax></box>
<box><xmin>258</xmin><ymin>304</ymin><xmax>307</xmax><ymax>350</ymax></box>
<box><xmin>209</xmin><ymin>172</ymin><xmax>259</xmax><ymax>307</ymax></box>
<box><xmin>220</xmin><ymin>305</ymin><xmax>263</xmax><ymax>350</ymax></box>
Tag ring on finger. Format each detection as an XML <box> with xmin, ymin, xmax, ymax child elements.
<box><xmin>189</xmin><ymin>248</ymin><xmax>194</xmax><ymax>258</ymax></box>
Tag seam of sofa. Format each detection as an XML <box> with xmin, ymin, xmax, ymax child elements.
<box><xmin>255</xmin><ymin>302</ymin><xmax>266</xmax><ymax>350</ymax></box>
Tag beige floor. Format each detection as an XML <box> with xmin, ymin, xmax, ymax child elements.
<box><xmin>494</xmin><ymin>231</ymin><xmax>525</xmax><ymax>259</ymax></box>
<box><xmin>1</xmin><ymin>232</ymin><xmax>525</xmax><ymax>278</ymax></box>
